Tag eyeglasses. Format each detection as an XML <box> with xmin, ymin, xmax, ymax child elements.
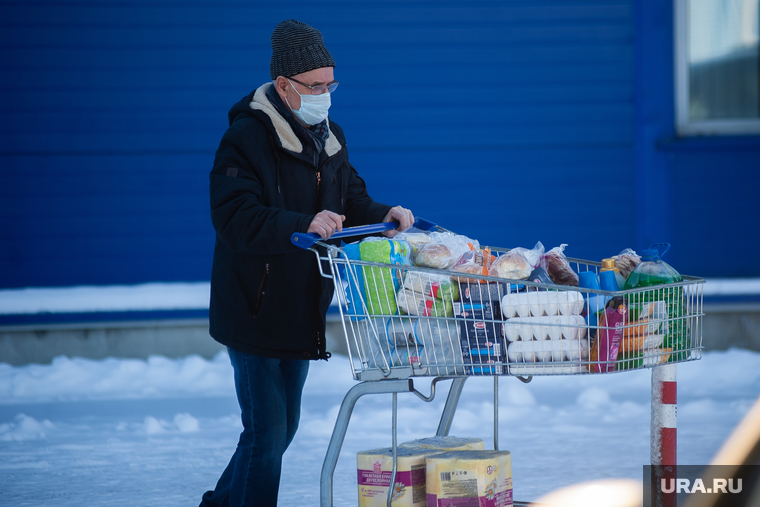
<box><xmin>288</xmin><ymin>77</ymin><xmax>339</xmax><ymax>95</ymax></box>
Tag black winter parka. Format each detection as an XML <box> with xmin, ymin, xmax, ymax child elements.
<box><xmin>209</xmin><ymin>83</ymin><xmax>391</xmax><ymax>360</ymax></box>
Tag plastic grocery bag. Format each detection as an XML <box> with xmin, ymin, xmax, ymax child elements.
<box><xmin>401</xmin><ymin>270</ymin><xmax>460</xmax><ymax>302</ymax></box>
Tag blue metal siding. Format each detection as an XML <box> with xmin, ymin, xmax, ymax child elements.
<box><xmin>671</xmin><ymin>148</ymin><xmax>760</xmax><ymax>278</ymax></box>
<box><xmin>0</xmin><ymin>0</ymin><xmax>668</xmax><ymax>288</ymax></box>
<box><xmin>633</xmin><ymin>0</ymin><xmax>760</xmax><ymax>278</ymax></box>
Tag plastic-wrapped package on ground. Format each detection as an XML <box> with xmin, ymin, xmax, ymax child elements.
<box><xmin>399</xmin><ymin>436</ymin><xmax>484</xmax><ymax>451</ymax></box>
<box><xmin>356</xmin><ymin>446</ymin><xmax>441</xmax><ymax>507</ymax></box>
<box><xmin>426</xmin><ymin>451</ymin><xmax>513</xmax><ymax>507</ymax></box>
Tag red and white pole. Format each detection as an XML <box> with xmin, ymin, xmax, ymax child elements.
<box><xmin>651</xmin><ymin>363</ymin><xmax>677</xmax><ymax>507</ymax></box>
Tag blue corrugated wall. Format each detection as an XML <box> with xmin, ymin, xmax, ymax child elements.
<box><xmin>0</xmin><ymin>0</ymin><xmax>757</xmax><ymax>289</ymax></box>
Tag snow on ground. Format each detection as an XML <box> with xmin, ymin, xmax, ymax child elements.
<box><xmin>0</xmin><ymin>348</ymin><xmax>758</xmax><ymax>506</ymax></box>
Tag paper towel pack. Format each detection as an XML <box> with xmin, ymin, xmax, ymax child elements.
<box><xmin>426</xmin><ymin>450</ymin><xmax>513</xmax><ymax>507</ymax></box>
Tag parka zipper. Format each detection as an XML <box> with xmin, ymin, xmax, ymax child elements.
<box><xmin>253</xmin><ymin>263</ymin><xmax>269</xmax><ymax>317</ymax></box>
<box><xmin>316</xmin><ymin>170</ymin><xmax>321</xmax><ymax>203</ymax></box>
<box><xmin>315</xmin><ymin>149</ymin><xmax>342</xmax><ymax>208</ymax></box>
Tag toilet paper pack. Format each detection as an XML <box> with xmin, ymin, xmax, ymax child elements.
<box><xmin>426</xmin><ymin>450</ymin><xmax>513</xmax><ymax>507</ymax></box>
<box><xmin>357</xmin><ymin>446</ymin><xmax>442</xmax><ymax>507</ymax></box>
<box><xmin>400</xmin><ymin>436</ymin><xmax>484</xmax><ymax>452</ymax></box>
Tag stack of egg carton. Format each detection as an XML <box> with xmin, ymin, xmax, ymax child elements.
<box><xmin>501</xmin><ymin>290</ymin><xmax>589</xmax><ymax>374</ymax></box>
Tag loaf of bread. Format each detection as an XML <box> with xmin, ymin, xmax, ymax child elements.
<box><xmin>488</xmin><ymin>250</ymin><xmax>532</xmax><ymax>280</ymax></box>
<box><xmin>415</xmin><ymin>243</ymin><xmax>457</xmax><ymax>269</ymax></box>
<box><xmin>543</xmin><ymin>244</ymin><xmax>579</xmax><ymax>286</ymax></box>
<box><xmin>451</xmin><ymin>249</ymin><xmax>494</xmax><ymax>283</ymax></box>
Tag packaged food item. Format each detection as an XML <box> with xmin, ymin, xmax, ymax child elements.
<box><xmin>426</xmin><ymin>232</ymin><xmax>480</xmax><ymax>261</ymax></box>
<box><xmin>613</xmin><ymin>248</ymin><xmax>641</xmax><ymax>280</ymax></box>
<box><xmin>458</xmin><ymin>281</ymin><xmax>516</xmax><ymax>303</ymax></box>
<box><xmin>451</xmin><ymin>247</ymin><xmax>495</xmax><ymax>283</ymax></box>
<box><xmin>624</xmin><ymin>301</ymin><xmax>668</xmax><ymax>339</ymax></box>
<box><xmin>542</xmin><ymin>244</ymin><xmax>579</xmax><ymax>286</ymax></box>
<box><xmin>619</xmin><ymin>346</ymin><xmax>673</xmax><ymax>370</ymax></box>
<box><xmin>426</xmin><ymin>450</ymin><xmax>513</xmax><ymax>507</ymax></box>
<box><xmin>455</xmin><ymin>301</ymin><xmax>502</xmax><ymax>341</ymax></box>
<box><xmin>620</xmin><ymin>332</ymin><xmax>664</xmax><ymax>355</ymax></box>
<box><xmin>527</xmin><ymin>266</ymin><xmax>553</xmax><ymax>285</ymax></box>
<box><xmin>402</xmin><ymin>271</ymin><xmax>459</xmax><ymax>301</ymax></box>
<box><xmin>393</xmin><ymin>232</ymin><xmax>432</xmax><ymax>253</ymax></box>
<box><xmin>510</xmin><ymin>241</ymin><xmax>545</xmax><ymax>270</ymax></box>
<box><xmin>414</xmin><ymin>243</ymin><xmax>457</xmax><ymax>269</ymax></box>
<box><xmin>397</xmin><ymin>288</ymin><xmax>453</xmax><ymax>318</ymax></box>
<box><xmin>589</xmin><ymin>299</ymin><xmax>627</xmax><ymax>372</ymax></box>
<box><xmin>488</xmin><ymin>250</ymin><xmax>532</xmax><ymax>280</ymax></box>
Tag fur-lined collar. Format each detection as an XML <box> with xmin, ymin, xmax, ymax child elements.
<box><xmin>249</xmin><ymin>83</ymin><xmax>341</xmax><ymax>157</ymax></box>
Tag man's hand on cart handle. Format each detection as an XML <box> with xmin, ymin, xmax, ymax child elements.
<box><xmin>307</xmin><ymin>210</ymin><xmax>346</xmax><ymax>240</ymax></box>
<box><xmin>381</xmin><ymin>206</ymin><xmax>414</xmax><ymax>238</ymax></box>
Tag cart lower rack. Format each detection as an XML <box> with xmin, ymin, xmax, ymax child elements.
<box><xmin>292</xmin><ymin>220</ymin><xmax>704</xmax><ymax>506</ymax></box>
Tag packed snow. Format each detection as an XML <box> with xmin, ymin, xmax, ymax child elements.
<box><xmin>1</xmin><ymin>348</ymin><xmax>758</xmax><ymax>506</ymax></box>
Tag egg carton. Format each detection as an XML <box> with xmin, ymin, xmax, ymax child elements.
<box><xmin>507</xmin><ymin>338</ymin><xmax>589</xmax><ymax>363</ymax></box>
<box><xmin>508</xmin><ymin>363</ymin><xmax>584</xmax><ymax>374</ymax></box>
<box><xmin>501</xmin><ymin>290</ymin><xmax>585</xmax><ymax>318</ymax></box>
<box><xmin>502</xmin><ymin>315</ymin><xmax>587</xmax><ymax>342</ymax></box>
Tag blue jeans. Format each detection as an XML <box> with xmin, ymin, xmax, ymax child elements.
<box><xmin>200</xmin><ymin>348</ymin><xmax>310</xmax><ymax>507</ymax></box>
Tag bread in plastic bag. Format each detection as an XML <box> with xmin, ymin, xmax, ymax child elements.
<box><xmin>543</xmin><ymin>244</ymin><xmax>579</xmax><ymax>286</ymax></box>
<box><xmin>488</xmin><ymin>250</ymin><xmax>532</xmax><ymax>280</ymax></box>
<box><xmin>395</xmin><ymin>230</ymin><xmax>479</xmax><ymax>270</ymax></box>
<box><xmin>414</xmin><ymin>243</ymin><xmax>458</xmax><ymax>269</ymax></box>
<box><xmin>393</xmin><ymin>232</ymin><xmax>431</xmax><ymax>254</ymax></box>
<box><xmin>510</xmin><ymin>241</ymin><xmax>545</xmax><ymax>270</ymax></box>
<box><xmin>451</xmin><ymin>247</ymin><xmax>495</xmax><ymax>283</ymax></box>
<box><xmin>613</xmin><ymin>248</ymin><xmax>641</xmax><ymax>280</ymax></box>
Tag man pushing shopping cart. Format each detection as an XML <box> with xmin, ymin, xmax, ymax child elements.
<box><xmin>199</xmin><ymin>18</ymin><xmax>414</xmax><ymax>507</ymax></box>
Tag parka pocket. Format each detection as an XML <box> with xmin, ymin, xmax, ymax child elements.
<box><xmin>253</xmin><ymin>263</ymin><xmax>269</xmax><ymax>318</ymax></box>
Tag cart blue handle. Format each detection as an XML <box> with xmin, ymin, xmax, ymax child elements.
<box><xmin>291</xmin><ymin>217</ymin><xmax>438</xmax><ymax>249</ymax></box>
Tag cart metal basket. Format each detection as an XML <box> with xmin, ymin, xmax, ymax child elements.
<box><xmin>291</xmin><ymin>219</ymin><xmax>705</xmax><ymax>506</ymax></box>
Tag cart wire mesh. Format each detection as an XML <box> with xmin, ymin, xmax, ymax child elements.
<box><xmin>310</xmin><ymin>240</ymin><xmax>703</xmax><ymax>382</ymax></box>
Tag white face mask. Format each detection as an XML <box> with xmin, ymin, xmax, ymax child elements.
<box><xmin>286</xmin><ymin>79</ymin><xmax>331</xmax><ymax>125</ymax></box>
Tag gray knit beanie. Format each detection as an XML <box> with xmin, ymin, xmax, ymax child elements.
<box><xmin>270</xmin><ymin>19</ymin><xmax>335</xmax><ymax>80</ymax></box>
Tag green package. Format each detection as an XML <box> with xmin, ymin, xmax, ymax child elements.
<box><xmin>358</xmin><ymin>239</ymin><xmax>412</xmax><ymax>316</ymax></box>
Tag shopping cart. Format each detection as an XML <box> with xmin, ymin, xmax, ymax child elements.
<box><xmin>291</xmin><ymin>219</ymin><xmax>705</xmax><ymax>507</ymax></box>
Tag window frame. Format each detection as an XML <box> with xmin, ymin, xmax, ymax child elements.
<box><xmin>674</xmin><ymin>0</ymin><xmax>760</xmax><ymax>136</ymax></box>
